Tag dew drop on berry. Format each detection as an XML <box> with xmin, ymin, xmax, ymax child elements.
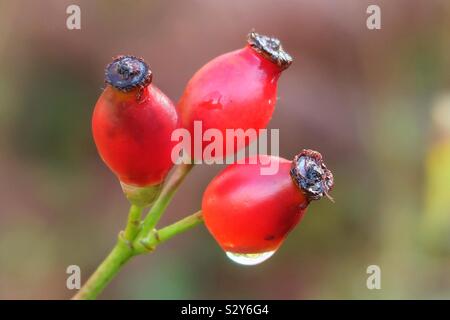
<box><xmin>225</xmin><ymin>250</ymin><xmax>276</xmax><ymax>266</ymax></box>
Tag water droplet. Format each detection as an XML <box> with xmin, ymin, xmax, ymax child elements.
<box><xmin>225</xmin><ymin>250</ymin><xmax>275</xmax><ymax>266</ymax></box>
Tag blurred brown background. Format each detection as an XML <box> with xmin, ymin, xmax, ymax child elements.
<box><xmin>0</xmin><ymin>0</ymin><xmax>450</xmax><ymax>299</ymax></box>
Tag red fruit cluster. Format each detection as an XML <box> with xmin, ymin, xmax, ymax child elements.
<box><xmin>91</xmin><ymin>32</ymin><xmax>333</xmax><ymax>260</ymax></box>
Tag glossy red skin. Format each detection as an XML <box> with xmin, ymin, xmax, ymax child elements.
<box><xmin>178</xmin><ymin>45</ymin><xmax>282</xmax><ymax>161</ymax></box>
<box><xmin>202</xmin><ymin>156</ymin><xmax>308</xmax><ymax>254</ymax></box>
<box><xmin>92</xmin><ymin>85</ymin><xmax>178</xmax><ymax>186</ymax></box>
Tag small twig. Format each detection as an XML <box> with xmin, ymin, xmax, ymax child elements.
<box><xmin>133</xmin><ymin>163</ymin><xmax>194</xmax><ymax>252</ymax></box>
<box><xmin>72</xmin><ymin>210</ymin><xmax>203</xmax><ymax>300</ymax></box>
<box><xmin>123</xmin><ymin>204</ymin><xmax>144</xmax><ymax>241</ymax></box>
<box><xmin>72</xmin><ymin>163</ymin><xmax>196</xmax><ymax>300</ymax></box>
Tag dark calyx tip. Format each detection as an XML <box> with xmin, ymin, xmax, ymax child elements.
<box><xmin>105</xmin><ymin>55</ymin><xmax>152</xmax><ymax>92</ymax></box>
<box><xmin>247</xmin><ymin>31</ymin><xmax>293</xmax><ymax>70</ymax></box>
<box><xmin>290</xmin><ymin>149</ymin><xmax>334</xmax><ymax>202</ymax></box>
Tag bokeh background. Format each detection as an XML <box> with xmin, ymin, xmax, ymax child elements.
<box><xmin>0</xmin><ymin>0</ymin><xmax>450</xmax><ymax>299</ymax></box>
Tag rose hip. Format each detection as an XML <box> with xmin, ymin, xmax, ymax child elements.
<box><xmin>202</xmin><ymin>150</ymin><xmax>333</xmax><ymax>264</ymax></box>
<box><xmin>92</xmin><ymin>55</ymin><xmax>178</xmax><ymax>206</ymax></box>
<box><xmin>177</xmin><ymin>32</ymin><xmax>293</xmax><ymax>162</ymax></box>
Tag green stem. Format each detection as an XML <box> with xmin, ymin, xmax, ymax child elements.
<box><xmin>133</xmin><ymin>163</ymin><xmax>194</xmax><ymax>251</ymax></box>
<box><xmin>72</xmin><ymin>235</ymin><xmax>133</xmax><ymax>300</ymax></box>
<box><xmin>123</xmin><ymin>204</ymin><xmax>143</xmax><ymax>241</ymax></box>
<box><xmin>136</xmin><ymin>211</ymin><xmax>203</xmax><ymax>253</ymax></box>
<box><xmin>72</xmin><ymin>204</ymin><xmax>143</xmax><ymax>300</ymax></box>
<box><xmin>73</xmin><ymin>163</ymin><xmax>195</xmax><ymax>300</ymax></box>
<box><xmin>72</xmin><ymin>210</ymin><xmax>203</xmax><ymax>300</ymax></box>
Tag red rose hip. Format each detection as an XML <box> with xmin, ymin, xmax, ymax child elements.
<box><xmin>202</xmin><ymin>150</ymin><xmax>333</xmax><ymax>265</ymax></box>
<box><xmin>177</xmin><ymin>32</ymin><xmax>293</xmax><ymax>162</ymax></box>
<box><xmin>92</xmin><ymin>56</ymin><xmax>178</xmax><ymax>206</ymax></box>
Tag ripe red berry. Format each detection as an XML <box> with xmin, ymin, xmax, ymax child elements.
<box><xmin>202</xmin><ymin>150</ymin><xmax>333</xmax><ymax>265</ymax></box>
<box><xmin>178</xmin><ymin>32</ymin><xmax>292</xmax><ymax>162</ymax></box>
<box><xmin>92</xmin><ymin>56</ymin><xmax>178</xmax><ymax>206</ymax></box>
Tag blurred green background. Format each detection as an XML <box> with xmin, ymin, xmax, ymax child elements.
<box><xmin>0</xmin><ymin>0</ymin><xmax>450</xmax><ymax>299</ymax></box>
